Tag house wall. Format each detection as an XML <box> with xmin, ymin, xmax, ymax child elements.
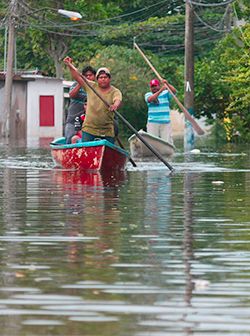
<box><xmin>11</xmin><ymin>82</ymin><xmax>28</xmax><ymax>144</ymax></box>
<box><xmin>0</xmin><ymin>80</ymin><xmax>27</xmax><ymax>144</ymax></box>
<box><xmin>0</xmin><ymin>81</ymin><xmax>4</xmax><ymax>133</ymax></box>
<box><xmin>26</xmin><ymin>78</ymin><xmax>63</xmax><ymax>147</ymax></box>
<box><xmin>171</xmin><ymin>109</ymin><xmax>185</xmax><ymax>138</ymax></box>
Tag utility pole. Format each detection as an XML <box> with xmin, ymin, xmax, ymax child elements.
<box><xmin>225</xmin><ymin>4</ymin><xmax>232</xmax><ymax>32</ymax></box>
<box><xmin>184</xmin><ymin>0</ymin><xmax>195</xmax><ymax>151</ymax></box>
<box><xmin>1</xmin><ymin>0</ymin><xmax>17</xmax><ymax>140</ymax></box>
<box><xmin>1</xmin><ymin>5</ymin><xmax>81</xmax><ymax>141</ymax></box>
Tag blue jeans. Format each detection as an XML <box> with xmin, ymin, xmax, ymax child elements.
<box><xmin>82</xmin><ymin>131</ymin><xmax>115</xmax><ymax>144</ymax></box>
<box><xmin>65</xmin><ymin>123</ymin><xmax>76</xmax><ymax>144</ymax></box>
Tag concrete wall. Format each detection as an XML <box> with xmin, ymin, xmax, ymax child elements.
<box><xmin>0</xmin><ymin>80</ymin><xmax>28</xmax><ymax>145</ymax></box>
<box><xmin>26</xmin><ymin>77</ymin><xmax>63</xmax><ymax>147</ymax></box>
<box><xmin>11</xmin><ymin>82</ymin><xmax>28</xmax><ymax>144</ymax></box>
<box><xmin>171</xmin><ymin>109</ymin><xmax>212</xmax><ymax>138</ymax></box>
<box><xmin>171</xmin><ymin>109</ymin><xmax>185</xmax><ymax>138</ymax></box>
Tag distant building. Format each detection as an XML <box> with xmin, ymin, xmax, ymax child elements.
<box><xmin>171</xmin><ymin>109</ymin><xmax>185</xmax><ymax>138</ymax></box>
<box><xmin>0</xmin><ymin>73</ymin><xmax>64</xmax><ymax>147</ymax></box>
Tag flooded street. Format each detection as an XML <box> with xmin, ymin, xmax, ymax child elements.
<box><xmin>0</xmin><ymin>141</ymin><xmax>250</xmax><ymax>336</ymax></box>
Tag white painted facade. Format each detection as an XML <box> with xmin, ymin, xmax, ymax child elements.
<box><xmin>25</xmin><ymin>76</ymin><xmax>63</xmax><ymax>147</ymax></box>
<box><xmin>0</xmin><ymin>74</ymin><xmax>64</xmax><ymax>147</ymax></box>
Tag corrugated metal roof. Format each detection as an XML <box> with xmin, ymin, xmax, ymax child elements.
<box><xmin>0</xmin><ymin>71</ymin><xmax>63</xmax><ymax>82</ymax></box>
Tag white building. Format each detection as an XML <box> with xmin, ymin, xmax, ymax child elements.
<box><xmin>0</xmin><ymin>73</ymin><xmax>64</xmax><ymax>147</ymax></box>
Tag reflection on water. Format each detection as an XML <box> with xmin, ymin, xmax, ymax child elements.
<box><xmin>0</xmin><ymin>144</ymin><xmax>250</xmax><ymax>335</ymax></box>
<box><xmin>52</xmin><ymin>169</ymin><xmax>127</xmax><ymax>187</ymax></box>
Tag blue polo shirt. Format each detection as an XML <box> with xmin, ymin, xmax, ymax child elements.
<box><xmin>145</xmin><ymin>89</ymin><xmax>172</xmax><ymax>124</ymax></box>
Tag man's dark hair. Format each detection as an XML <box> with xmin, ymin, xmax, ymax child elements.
<box><xmin>82</xmin><ymin>66</ymin><xmax>96</xmax><ymax>76</ymax></box>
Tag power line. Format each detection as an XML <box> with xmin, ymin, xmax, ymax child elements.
<box><xmin>188</xmin><ymin>0</ymin><xmax>235</xmax><ymax>7</ymax></box>
<box><xmin>18</xmin><ymin>0</ymin><xmax>170</xmax><ymax>26</ymax></box>
<box><xmin>15</xmin><ymin>3</ymin><xmax>185</xmax><ymax>39</ymax></box>
<box><xmin>3</xmin><ymin>0</ymin><xmax>229</xmax><ymax>39</ymax></box>
<box><xmin>232</xmin><ymin>2</ymin><xmax>250</xmax><ymax>48</ymax></box>
<box><xmin>0</xmin><ymin>0</ymin><xmax>233</xmax><ymax>60</ymax></box>
<box><xmin>17</xmin><ymin>0</ymin><xmax>173</xmax><ymax>34</ymax></box>
<box><xmin>190</xmin><ymin>0</ymin><xmax>235</xmax><ymax>33</ymax></box>
<box><xmin>193</xmin><ymin>9</ymin><xmax>230</xmax><ymax>32</ymax></box>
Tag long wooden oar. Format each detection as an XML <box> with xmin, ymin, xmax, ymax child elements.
<box><xmin>114</xmin><ymin>110</ymin><xmax>174</xmax><ymax>171</ymax></box>
<box><xmin>133</xmin><ymin>41</ymin><xmax>205</xmax><ymax>136</ymax></box>
<box><xmin>79</xmin><ymin>74</ymin><xmax>174</xmax><ymax>172</ymax></box>
<box><xmin>77</xmin><ymin>74</ymin><xmax>137</xmax><ymax>167</ymax></box>
<box><xmin>115</xmin><ymin>136</ymin><xmax>137</xmax><ymax>167</ymax></box>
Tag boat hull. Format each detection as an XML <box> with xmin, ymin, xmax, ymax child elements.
<box><xmin>128</xmin><ymin>130</ymin><xmax>175</xmax><ymax>158</ymax></box>
<box><xmin>50</xmin><ymin>138</ymin><xmax>128</xmax><ymax>171</ymax></box>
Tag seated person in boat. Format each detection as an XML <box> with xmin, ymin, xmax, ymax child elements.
<box><xmin>63</xmin><ymin>57</ymin><xmax>122</xmax><ymax>144</ymax></box>
<box><xmin>71</xmin><ymin>100</ymin><xmax>87</xmax><ymax>144</ymax></box>
<box><xmin>145</xmin><ymin>78</ymin><xmax>176</xmax><ymax>145</ymax></box>
<box><xmin>65</xmin><ymin>66</ymin><xmax>96</xmax><ymax>144</ymax></box>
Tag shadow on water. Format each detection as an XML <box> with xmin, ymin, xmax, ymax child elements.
<box><xmin>0</xmin><ymin>143</ymin><xmax>249</xmax><ymax>335</ymax></box>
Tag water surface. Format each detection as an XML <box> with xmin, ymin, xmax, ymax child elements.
<box><xmin>0</xmin><ymin>142</ymin><xmax>250</xmax><ymax>335</ymax></box>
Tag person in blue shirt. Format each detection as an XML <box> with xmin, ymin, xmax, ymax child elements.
<box><xmin>65</xmin><ymin>66</ymin><xmax>96</xmax><ymax>144</ymax></box>
<box><xmin>145</xmin><ymin>78</ymin><xmax>176</xmax><ymax>145</ymax></box>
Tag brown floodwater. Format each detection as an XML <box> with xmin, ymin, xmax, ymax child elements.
<box><xmin>0</xmin><ymin>141</ymin><xmax>250</xmax><ymax>336</ymax></box>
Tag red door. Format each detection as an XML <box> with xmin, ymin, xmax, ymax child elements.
<box><xmin>39</xmin><ymin>96</ymin><xmax>54</xmax><ymax>126</ymax></box>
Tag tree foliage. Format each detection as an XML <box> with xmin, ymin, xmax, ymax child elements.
<box><xmin>0</xmin><ymin>0</ymin><xmax>249</xmax><ymax>141</ymax></box>
<box><xmin>64</xmin><ymin>45</ymin><xmax>181</xmax><ymax>134</ymax></box>
<box><xmin>195</xmin><ymin>23</ymin><xmax>250</xmax><ymax>142</ymax></box>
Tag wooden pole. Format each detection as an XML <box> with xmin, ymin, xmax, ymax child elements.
<box><xmin>64</xmin><ymin>58</ymin><xmax>174</xmax><ymax>171</ymax></box>
<box><xmin>79</xmin><ymin>74</ymin><xmax>174</xmax><ymax>171</ymax></box>
<box><xmin>133</xmin><ymin>41</ymin><xmax>205</xmax><ymax>136</ymax></box>
<box><xmin>2</xmin><ymin>0</ymin><xmax>16</xmax><ymax>139</ymax></box>
<box><xmin>184</xmin><ymin>0</ymin><xmax>195</xmax><ymax>150</ymax></box>
<box><xmin>115</xmin><ymin>136</ymin><xmax>137</xmax><ymax>167</ymax></box>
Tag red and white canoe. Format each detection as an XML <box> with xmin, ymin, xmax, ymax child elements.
<box><xmin>50</xmin><ymin>137</ymin><xmax>129</xmax><ymax>172</ymax></box>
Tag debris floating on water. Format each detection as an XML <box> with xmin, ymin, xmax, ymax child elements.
<box><xmin>190</xmin><ymin>148</ymin><xmax>201</xmax><ymax>154</ymax></box>
<box><xmin>212</xmin><ymin>180</ymin><xmax>224</xmax><ymax>185</ymax></box>
<box><xmin>193</xmin><ymin>279</ymin><xmax>210</xmax><ymax>290</ymax></box>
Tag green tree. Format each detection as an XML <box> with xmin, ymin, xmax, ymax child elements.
<box><xmin>195</xmin><ymin>23</ymin><xmax>250</xmax><ymax>142</ymax></box>
<box><xmin>76</xmin><ymin>45</ymin><xmax>180</xmax><ymax>133</ymax></box>
<box><xmin>223</xmin><ymin>24</ymin><xmax>250</xmax><ymax>141</ymax></box>
<box><xmin>1</xmin><ymin>0</ymin><xmax>123</xmax><ymax>76</ymax></box>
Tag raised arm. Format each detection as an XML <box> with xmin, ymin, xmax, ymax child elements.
<box><xmin>69</xmin><ymin>83</ymin><xmax>82</xmax><ymax>99</ymax></box>
<box><xmin>63</xmin><ymin>56</ymin><xmax>85</xmax><ymax>87</ymax></box>
<box><xmin>147</xmin><ymin>84</ymin><xmax>166</xmax><ymax>103</ymax></box>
